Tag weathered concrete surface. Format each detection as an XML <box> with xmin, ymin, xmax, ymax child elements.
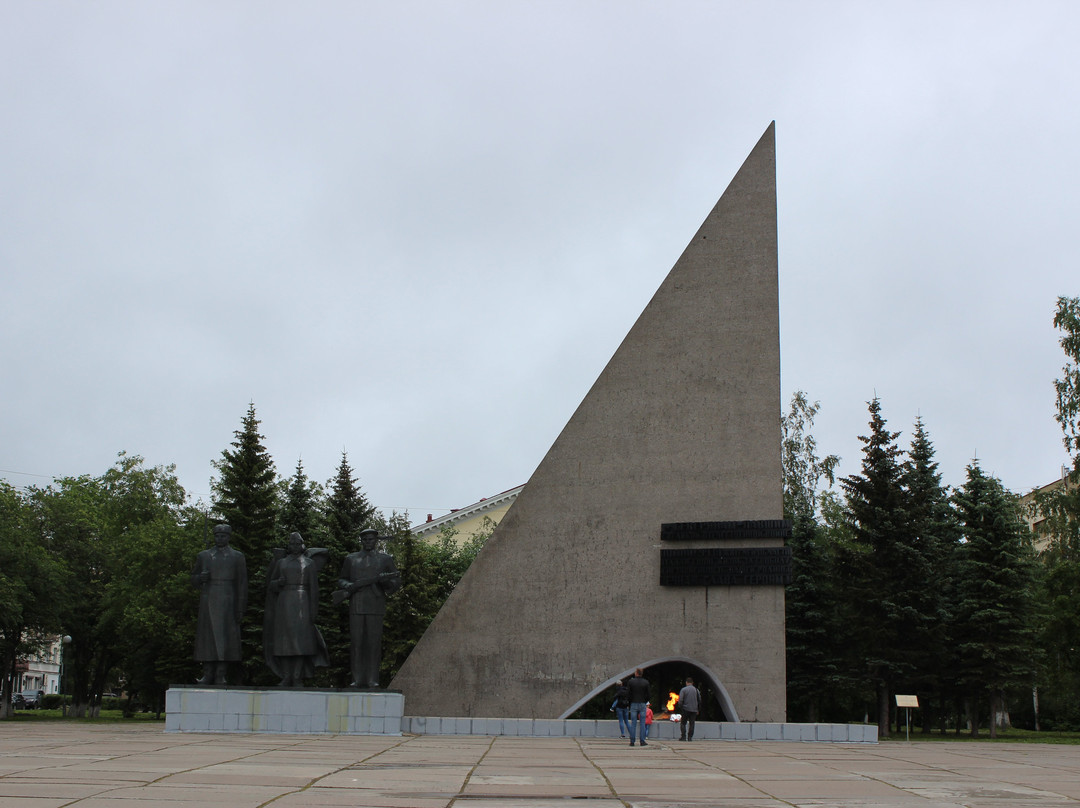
<box><xmin>5</xmin><ymin>724</ymin><xmax>1080</xmax><ymax>808</ymax></box>
<box><xmin>165</xmin><ymin>687</ymin><xmax>403</xmax><ymax>734</ymax></box>
<box><xmin>392</xmin><ymin>124</ymin><xmax>784</xmax><ymax>720</ymax></box>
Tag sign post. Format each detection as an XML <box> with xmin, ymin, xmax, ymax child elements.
<box><xmin>895</xmin><ymin>695</ymin><xmax>919</xmax><ymax>742</ymax></box>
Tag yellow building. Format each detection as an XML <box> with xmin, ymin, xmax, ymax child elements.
<box><xmin>1022</xmin><ymin>467</ymin><xmax>1075</xmax><ymax>553</ymax></box>
<box><xmin>411</xmin><ymin>484</ymin><xmax>523</xmax><ymax>545</ymax></box>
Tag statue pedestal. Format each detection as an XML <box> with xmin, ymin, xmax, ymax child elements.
<box><xmin>165</xmin><ymin>686</ymin><xmax>403</xmax><ymax>735</ymax></box>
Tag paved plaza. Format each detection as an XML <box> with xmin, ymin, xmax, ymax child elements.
<box><xmin>2</xmin><ymin>723</ymin><xmax>1080</xmax><ymax>807</ymax></box>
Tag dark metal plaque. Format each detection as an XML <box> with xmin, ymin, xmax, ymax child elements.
<box><xmin>660</xmin><ymin>520</ymin><xmax>791</xmax><ymax>542</ymax></box>
<box><xmin>660</xmin><ymin>547</ymin><xmax>792</xmax><ymax>586</ymax></box>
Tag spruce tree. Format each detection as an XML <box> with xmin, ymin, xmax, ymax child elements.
<box><xmin>786</xmin><ymin>514</ymin><xmax>842</xmax><ymax>721</ymax></box>
<box><xmin>900</xmin><ymin>418</ymin><xmax>958</xmax><ymax>732</ymax></box>
<box><xmin>279</xmin><ymin>458</ymin><xmax>325</xmax><ymax>544</ymax></box>
<box><xmin>839</xmin><ymin>397</ymin><xmax>914</xmax><ymax>737</ymax></box>
<box><xmin>325</xmin><ymin>451</ymin><xmax>375</xmax><ymax>553</ymax></box>
<box><xmin>320</xmin><ymin>452</ymin><xmax>376</xmax><ymax>686</ymax></box>
<box><xmin>211</xmin><ymin>403</ymin><xmax>278</xmax><ymax>684</ymax></box>
<box><xmin>952</xmin><ymin>462</ymin><xmax>1038</xmax><ymax>737</ymax></box>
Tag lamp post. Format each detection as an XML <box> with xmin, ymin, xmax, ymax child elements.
<box><xmin>60</xmin><ymin>635</ymin><xmax>72</xmax><ymax>717</ymax></box>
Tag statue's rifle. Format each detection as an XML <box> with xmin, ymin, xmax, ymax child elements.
<box><xmin>332</xmin><ymin>571</ymin><xmax>396</xmax><ymax>605</ymax></box>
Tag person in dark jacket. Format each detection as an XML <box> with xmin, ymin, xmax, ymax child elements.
<box><xmin>626</xmin><ymin>668</ymin><xmax>651</xmax><ymax>746</ymax></box>
<box><xmin>610</xmin><ymin>679</ymin><xmax>631</xmax><ymax>737</ymax></box>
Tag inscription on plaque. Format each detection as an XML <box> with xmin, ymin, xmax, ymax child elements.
<box><xmin>661</xmin><ymin>520</ymin><xmax>791</xmax><ymax>542</ymax></box>
<box><xmin>660</xmin><ymin>547</ymin><xmax>792</xmax><ymax>586</ymax></box>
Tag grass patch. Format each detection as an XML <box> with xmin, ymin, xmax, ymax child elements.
<box><xmin>882</xmin><ymin>727</ymin><xmax>1080</xmax><ymax>744</ymax></box>
<box><xmin>8</xmin><ymin>709</ymin><xmax>163</xmax><ymax>723</ymax></box>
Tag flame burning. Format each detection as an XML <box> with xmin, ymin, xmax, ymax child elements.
<box><xmin>666</xmin><ymin>691</ymin><xmax>679</xmax><ymax>712</ymax></box>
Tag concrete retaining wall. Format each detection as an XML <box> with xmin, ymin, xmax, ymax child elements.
<box><xmin>165</xmin><ymin>687</ymin><xmax>403</xmax><ymax>735</ymax></box>
<box><xmin>403</xmin><ymin>717</ymin><xmax>877</xmax><ymax>743</ymax></box>
<box><xmin>165</xmin><ymin>686</ymin><xmax>876</xmax><ymax>742</ymax></box>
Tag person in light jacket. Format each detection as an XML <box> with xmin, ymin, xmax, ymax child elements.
<box><xmin>678</xmin><ymin>677</ymin><xmax>701</xmax><ymax>741</ymax></box>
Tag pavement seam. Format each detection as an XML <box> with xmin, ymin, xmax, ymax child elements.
<box><xmin>447</xmin><ymin>734</ymin><xmax>497</xmax><ymax>807</ymax></box>
<box><xmin>575</xmin><ymin>736</ymin><xmax>632</xmax><ymax>808</ymax></box>
<box><xmin>818</xmin><ymin>742</ymin><xmax>1080</xmax><ymax>804</ymax></box>
<box><xmin>669</xmin><ymin>742</ymin><xmax>800</xmax><ymax>808</ymax></box>
<box><xmin>252</xmin><ymin>735</ymin><xmax>415</xmax><ymax>808</ymax></box>
<box><xmin>46</xmin><ymin>739</ymin><xmax>276</xmax><ymax>808</ymax></box>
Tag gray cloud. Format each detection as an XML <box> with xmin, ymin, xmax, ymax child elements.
<box><xmin>3</xmin><ymin>1</ymin><xmax>1078</xmax><ymax>516</ymax></box>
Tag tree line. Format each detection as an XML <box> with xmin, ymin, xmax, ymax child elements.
<box><xmin>0</xmin><ymin>404</ymin><xmax>487</xmax><ymax>718</ymax></box>
<box><xmin>3</xmin><ymin>297</ymin><xmax>1079</xmax><ymax>731</ymax></box>
<box><xmin>785</xmin><ymin>296</ymin><xmax>1080</xmax><ymax>737</ymax></box>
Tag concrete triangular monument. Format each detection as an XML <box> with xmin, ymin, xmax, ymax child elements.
<box><xmin>392</xmin><ymin>123</ymin><xmax>785</xmax><ymax>722</ymax></box>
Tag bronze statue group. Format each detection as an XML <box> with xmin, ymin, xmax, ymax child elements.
<box><xmin>191</xmin><ymin>525</ymin><xmax>400</xmax><ymax>688</ymax></box>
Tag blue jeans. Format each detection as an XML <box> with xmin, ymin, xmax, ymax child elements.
<box><xmin>615</xmin><ymin>707</ymin><xmax>631</xmax><ymax>736</ymax></box>
<box><xmin>628</xmin><ymin>702</ymin><xmax>647</xmax><ymax>743</ymax></box>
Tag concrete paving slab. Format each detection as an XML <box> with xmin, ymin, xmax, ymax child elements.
<box><xmin>0</xmin><ymin>781</ymin><xmax>116</xmax><ymax>800</ymax></box>
<box><xmin>454</xmin><ymin>802</ymin><xmax>625</xmax><ymax>808</ymax></box>
<box><xmin>6</xmin><ymin>724</ymin><xmax>1080</xmax><ymax>807</ymax></box>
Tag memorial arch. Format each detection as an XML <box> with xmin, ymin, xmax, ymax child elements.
<box><xmin>392</xmin><ymin>124</ymin><xmax>787</xmax><ymax>722</ymax></box>
<box><xmin>559</xmin><ymin>657</ymin><xmax>741</xmax><ymax>723</ymax></box>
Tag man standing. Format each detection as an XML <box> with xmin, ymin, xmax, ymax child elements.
<box><xmin>337</xmin><ymin>528</ymin><xmax>401</xmax><ymax>688</ymax></box>
<box><xmin>678</xmin><ymin>676</ymin><xmax>702</xmax><ymax>741</ymax></box>
<box><xmin>626</xmin><ymin>668</ymin><xmax>651</xmax><ymax>746</ymax></box>
<box><xmin>191</xmin><ymin>524</ymin><xmax>247</xmax><ymax>685</ymax></box>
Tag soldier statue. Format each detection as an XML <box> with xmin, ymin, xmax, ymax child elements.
<box><xmin>191</xmin><ymin>524</ymin><xmax>247</xmax><ymax>684</ymax></box>
<box><xmin>335</xmin><ymin>528</ymin><xmax>401</xmax><ymax>688</ymax></box>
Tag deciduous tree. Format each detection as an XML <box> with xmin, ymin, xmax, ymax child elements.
<box><xmin>781</xmin><ymin>392</ymin><xmax>844</xmax><ymax>721</ymax></box>
<box><xmin>0</xmin><ymin>482</ymin><xmax>64</xmax><ymax>718</ymax></box>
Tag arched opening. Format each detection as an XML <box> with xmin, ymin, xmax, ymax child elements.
<box><xmin>560</xmin><ymin>656</ymin><xmax>739</xmax><ymax>722</ymax></box>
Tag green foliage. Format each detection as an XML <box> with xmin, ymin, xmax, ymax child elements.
<box><xmin>325</xmin><ymin>451</ymin><xmax>376</xmax><ymax>551</ymax></box>
<box><xmin>781</xmin><ymin>392</ymin><xmax>839</xmax><ymax>522</ymax></box>
<box><xmin>380</xmin><ymin>517</ymin><xmax>494</xmax><ymax>684</ymax></box>
<box><xmin>1038</xmin><ymin>551</ymin><xmax>1080</xmax><ymax>729</ymax></box>
<box><xmin>279</xmin><ymin>458</ymin><xmax>326</xmax><ymax>544</ymax></box>
<box><xmin>786</xmin><ymin>514</ymin><xmax>849</xmax><ymax>721</ymax></box>
<box><xmin>1030</xmin><ymin>296</ymin><xmax>1080</xmax><ymax>728</ymax></box>
<box><xmin>0</xmin><ymin>412</ymin><xmax>472</xmax><ymax>714</ymax></box>
<box><xmin>29</xmin><ymin>472</ymin><xmax>110</xmax><ymax>716</ymax></box>
<box><xmin>839</xmin><ymin>398</ymin><xmax>912</xmax><ymax>733</ymax></box>
<box><xmin>952</xmin><ymin>462</ymin><xmax>1039</xmax><ymax>737</ymax></box>
<box><xmin>20</xmin><ymin>454</ymin><xmax>200</xmax><ymax>717</ymax></box>
<box><xmin>782</xmin><ymin>392</ymin><xmax>852</xmax><ymax>721</ymax></box>
<box><xmin>109</xmin><ymin>505</ymin><xmax>204</xmax><ymax>713</ymax></box>
<box><xmin>313</xmin><ymin>452</ymin><xmax>376</xmax><ymax>687</ymax></box>
<box><xmin>211</xmin><ymin>403</ymin><xmax>279</xmax><ymax>685</ymax></box>
<box><xmin>0</xmin><ymin>482</ymin><xmax>65</xmax><ymax>716</ymax></box>
<box><xmin>1053</xmin><ymin>296</ymin><xmax>1080</xmax><ymax>466</ymax></box>
<box><xmin>835</xmin><ymin>401</ymin><xmax>961</xmax><ymax>736</ymax></box>
<box><xmin>381</xmin><ymin>523</ymin><xmax>440</xmax><ymax>684</ymax></box>
<box><xmin>212</xmin><ymin>403</ymin><xmax>279</xmax><ymax>559</ymax></box>
<box><xmin>900</xmin><ymin>418</ymin><xmax>959</xmax><ymax>729</ymax></box>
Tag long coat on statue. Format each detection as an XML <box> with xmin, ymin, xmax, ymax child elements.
<box><xmin>264</xmin><ymin>548</ymin><xmax>330</xmax><ymax>679</ymax></box>
<box><xmin>191</xmin><ymin>545</ymin><xmax>248</xmax><ymax>662</ymax></box>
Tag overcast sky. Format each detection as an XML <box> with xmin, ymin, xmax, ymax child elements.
<box><xmin>3</xmin><ymin>2</ymin><xmax>1078</xmax><ymax>522</ymax></box>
